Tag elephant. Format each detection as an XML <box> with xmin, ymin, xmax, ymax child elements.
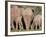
<box><xmin>22</xmin><ymin>8</ymin><xmax>34</xmax><ymax>31</ymax></box>
<box><xmin>32</xmin><ymin>15</ymin><xmax>42</xmax><ymax>30</ymax></box>
<box><xmin>11</xmin><ymin>6</ymin><xmax>21</xmax><ymax>31</ymax></box>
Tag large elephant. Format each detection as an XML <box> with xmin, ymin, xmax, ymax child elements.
<box><xmin>22</xmin><ymin>8</ymin><xmax>34</xmax><ymax>31</ymax></box>
<box><xmin>11</xmin><ymin>6</ymin><xmax>21</xmax><ymax>31</ymax></box>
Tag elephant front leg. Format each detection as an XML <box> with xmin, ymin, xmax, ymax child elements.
<box><xmin>11</xmin><ymin>18</ymin><xmax>15</xmax><ymax>30</ymax></box>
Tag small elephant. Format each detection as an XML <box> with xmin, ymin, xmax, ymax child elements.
<box><xmin>32</xmin><ymin>15</ymin><xmax>42</xmax><ymax>30</ymax></box>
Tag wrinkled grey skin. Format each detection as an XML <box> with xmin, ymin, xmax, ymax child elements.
<box><xmin>32</xmin><ymin>15</ymin><xmax>42</xmax><ymax>30</ymax></box>
<box><xmin>22</xmin><ymin>8</ymin><xmax>34</xmax><ymax>31</ymax></box>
